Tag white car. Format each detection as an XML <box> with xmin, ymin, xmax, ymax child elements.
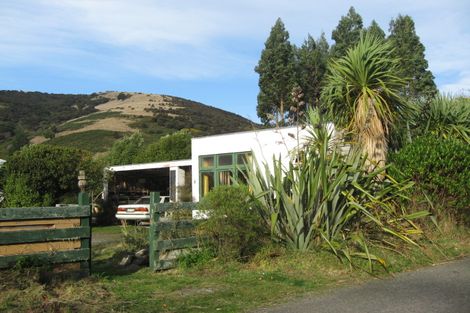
<box><xmin>115</xmin><ymin>196</ymin><xmax>169</xmax><ymax>223</ymax></box>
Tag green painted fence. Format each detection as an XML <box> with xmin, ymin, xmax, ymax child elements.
<box><xmin>0</xmin><ymin>192</ymin><xmax>91</xmax><ymax>275</ymax></box>
<box><xmin>149</xmin><ymin>192</ymin><xmax>199</xmax><ymax>271</ymax></box>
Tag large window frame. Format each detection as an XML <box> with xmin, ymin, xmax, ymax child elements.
<box><xmin>199</xmin><ymin>151</ymin><xmax>252</xmax><ymax>197</ymax></box>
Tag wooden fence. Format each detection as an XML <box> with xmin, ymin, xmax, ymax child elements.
<box><xmin>149</xmin><ymin>192</ymin><xmax>199</xmax><ymax>271</ymax></box>
<box><xmin>0</xmin><ymin>193</ymin><xmax>91</xmax><ymax>275</ymax></box>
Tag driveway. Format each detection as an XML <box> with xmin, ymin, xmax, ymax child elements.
<box><xmin>92</xmin><ymin>232</ymin><xmax>121</xmax><ymax>245</ymax></box>
<box><xmin>256</xmin><ymin>257</ymin><xmax>470</xmax><ymax>313</ymax></box>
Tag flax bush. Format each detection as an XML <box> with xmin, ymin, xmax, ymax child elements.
<box><xmin>244</xmin><ymin>109</ymin><xmax>432</xmax><ymax>271</ymax></box>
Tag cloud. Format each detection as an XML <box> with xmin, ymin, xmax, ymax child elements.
<box><xmin>0</xmin><ymin>0</ymin><xmax>468</xmax><ymax>87</ymax></box>
<box><xmin>440</xmin><ymin>71</ymin><xmax>470</xmax><ymax>96</ymax></box>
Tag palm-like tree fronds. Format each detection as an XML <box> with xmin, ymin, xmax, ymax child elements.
<box><xmin>322</xmin><ymin>33</ymin><xmax>412</xmax><ymax>168</ymax></box>
<box><xmin>423</xmin><ymin>94</ymin><xmax>470</xmax><ymax>143</ymax></box>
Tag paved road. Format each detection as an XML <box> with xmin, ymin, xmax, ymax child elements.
<box><xmin>256</xmin><ymin>257</ymin><xmax>470</xmax><ymax>313</ymax></box>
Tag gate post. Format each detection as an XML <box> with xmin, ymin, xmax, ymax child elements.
<box><xmin>149</xmin><ymin>192</ymin><xmax>161</xmax><ymax>271</ymax></box>
<box><xmin>78</xmin><ymin>192</ymin><xmax>91</xmax><ymax>275</ymax></box>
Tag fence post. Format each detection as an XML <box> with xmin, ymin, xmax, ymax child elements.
<box><xmin>149</xmin><ymin>192</ymin><xmax>160</xmax><ymax>271</ymax></box>
<box><xmin>78</xmin><ymin>192</ymin><xmax>91</xmax><ymax>276</ymax></box>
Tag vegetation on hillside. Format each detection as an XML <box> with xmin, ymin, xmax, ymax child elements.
<box><xmin>0</xmin><ymin>91</ymin><xmax>108</xmax><ymax>154</ymax></box>
<box><xmin>0</xmin><ymin>91</ymin><xmax>256</xmax><ymax>158</ymax></box>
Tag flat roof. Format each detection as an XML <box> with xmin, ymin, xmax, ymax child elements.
<box><xmin>191</xmin><ymin>125</ymin><xmax>299</xmax><ymax>142</ymax></box>
<box><xmin>108</xmin><ymin>159</ymin><xmax>192</xmax><ymax>172</ymax></box>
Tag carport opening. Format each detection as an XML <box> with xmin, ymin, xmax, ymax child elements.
<box><xmin>108</xmin><ymin>168</ymin><xmax>171</xmax><ymax>205</ymax></box>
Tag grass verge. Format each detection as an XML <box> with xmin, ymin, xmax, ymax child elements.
<box><xmin>1</xmin><ymin>226</ymin><xmax>469</xmax><ymax>313</ymax></box>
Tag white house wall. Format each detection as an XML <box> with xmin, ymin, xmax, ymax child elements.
<box><xmin>191</xmin><ymin>126</ymin><xmax>311</xmax><ymax>202</ymax></box>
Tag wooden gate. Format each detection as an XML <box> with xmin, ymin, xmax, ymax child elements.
<box><xmin>149</xmin><ymin>192</ymin><xmax>198</xmax><ymax>271</ymax></box>
<box><xmin>0</xmin><ymin>193</ymin><xmax>91</xmax><ymax>275</ymax></box>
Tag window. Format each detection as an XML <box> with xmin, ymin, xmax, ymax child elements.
<box><xmin>199</xmin><ymin>151</ymin><xmax>252</xmax><ymax>197</ymax></box>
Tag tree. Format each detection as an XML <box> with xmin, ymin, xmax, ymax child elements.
<box><xmin>322</xmin><ymin>33</ymin><xmax>410</xmax><ymax>168</ymax></box>
<box><xmin>331</xmin><ymin>7</ymin><xmax>363</xmax><ymax>59</ymax></box>
<box><xmin>295</xmin><ymin>33</ymin><xmax>330</xmax><ymax>111</ymax></box>
<box><xmin>255</xmin><ymin>18</ymin><xmax>296</xmax><ymax>126</ymax></box>
<box><xmin>8</xmin><ymin>125</ymin><xmax>29</xmax><ymax>154</ymax></box>
<box><xmin>4</xmin><ymin>145</ymin><xmax>99</xmax><ymax>206</ymax></box>
<box><xmin>366</xmin><ymin>20</ymin><xmax>385</xmax><ymax>40</ymax></box>
<box><xmin>107</xmin><ymin>132</ymin><xmax>144</xmax><ymax>165</ymax></box>
<box><xmin>388</xmin><ymin>15</ymin><xmax>437</xmax><ymax>102</ymax></box>
<box><xmin>135</xmin><ymin>130</ymin><xmax>192</xmax><ymax>163</ymax></box>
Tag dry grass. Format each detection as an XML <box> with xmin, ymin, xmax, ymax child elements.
<box><xmin>57</xmin><ymin>117</ymin><xmax>135</xmax><ymax>137</ymax></box>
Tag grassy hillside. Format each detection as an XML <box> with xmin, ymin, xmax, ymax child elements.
<box><xmin>0</xmin><ymin>91</ymin><xmax>257</xmax><ymax>158</ymax></box>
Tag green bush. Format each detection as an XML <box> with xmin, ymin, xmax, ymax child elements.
<box><xmin>197</xmin><ymin>185</ymin><xmax>267</xmax><ymax>261</ymax></box>
<box><xmin>120</xmin><ymin>225</ymin><xmax>148</xmax><ymax>252</ymax></box>
<box><xmin>117</xmin><ymin>92</ymin><xmax>131</xmax><ymax>101</ymax></box>
<box><xmin>177</xmin><ymin>248</ymin><xmax>216</xmax><ymax>269</ymax></box>
<box><xmin>389</xmin><ymin>135</ymin><xmax>470</xmax><ymax>222</ymax></box>
<box><xmin>134</xmin><ymin>130</ymin><xmax>191</xmax><ymax>163</ymax></box>
<box><xmin>4</xmin><ymin>145</ymin><xmax>103</xmax><ymax>206</ymax></box>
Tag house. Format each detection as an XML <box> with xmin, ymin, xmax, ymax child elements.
<box><xmin>104</xmin><ymin>126</ymin><xmax>314</xmax><ymax>208</ymax></box>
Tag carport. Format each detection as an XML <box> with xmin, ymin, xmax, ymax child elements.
<box><xmin>103</xmin><ymin>159</ymin><xmax>192</xmax><ymax>205</ymax></box>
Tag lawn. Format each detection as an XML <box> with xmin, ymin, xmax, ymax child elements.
<box><xmin>1</xmin><ymin>225</ymin><xmax>469</xmax><ymax>313</ymax></box>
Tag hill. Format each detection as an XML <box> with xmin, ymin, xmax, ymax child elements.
<box><xmin>0</xmin><ymin>91</ymin><xmax>258</xmax><ymax>158</ymax></box>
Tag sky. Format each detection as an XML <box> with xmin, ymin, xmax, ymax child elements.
<box><xmin>1</xmin><ymin>0</ymin><xmax>469</xmax><ymax>122</ymax></box>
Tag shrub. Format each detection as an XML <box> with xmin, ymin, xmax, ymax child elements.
<box><xmin>134</xmin><ymin>130</ymin><xmax>191</xmax><ymax>163</ymax></box>
<box><xmin>4</xmin><ymin>145</ymin><xmax>102</xmax><ymax>206</ymax></box>
<box><xmin>245</xmin><ymin>109</ymin><xmax>431</xmax><ymax>271</ymax></box>
<box><xmin>117</xmin><ymin>92</ymin><xmax>131</xmax><ymax>101</ymax></box>
<box><xmin>197</xmin><ymin>185</ymin><xmax>267</xmax><ymax>261</ymax></box>
<box><xmin>120</xmin><ymin>225</ymin><xmax>148</xmax><ymax>252</ymax></box>
<box><xmin>420</xmin><ymin>94</ymin><xmax>470</xmax><ymax>144</ymax></box>
<box><xmin>389</xmin><ymin>135</ymin><xmax>470</xmax><ymax>223</ymax></box>
<box><xmin>177</xmin><ymin>247</ymin><xmax>216</xmax><ymax>269</ymax></box>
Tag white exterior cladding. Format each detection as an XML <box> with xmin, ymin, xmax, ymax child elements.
<box><xmin>191</xmin><ymin>126</ymin><xmax>310</xmax><ymax>202</ymax></box>
<box><xmin>108</xmin><ymin>159</ymin><xmax>192</xmax><ymax>172</ymax></box>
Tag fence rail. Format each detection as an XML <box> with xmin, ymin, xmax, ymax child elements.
<box><xmin>149</xmin><ymin>192</ymin><xmax>199</xmax><ymax>271</ymax></box>
<box><xmin>0</xmin><ymin>193</ymin><xmax>91</xmax><ymax>275</ymax></box>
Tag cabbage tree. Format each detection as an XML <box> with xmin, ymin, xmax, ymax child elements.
<box><xmin>322</xmin><ymin>33</ymin><xmax>412</xmax><ymax>168</ymax></box>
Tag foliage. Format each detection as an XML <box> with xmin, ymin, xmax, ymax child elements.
<box><xmin>47</xmin><ymin>130</ymin><xmax>124</xmax><ymax>153</ymax></box>
<box><xmin>294</xmin><ymin>33</ymin><xmax>329</xmax><ymax>111</ymax></box>
<box><xmin>107</xmin><ymin>132</ymin><xmax>144</xmax><ymax>165</ymax></box>
<box><xmin>244</xmin><ymin>109</ymin><xmax>430</xmax><ymax>271</ymax></box>
<box><xmin>8</xmin><ymin>125</ymin><xmax>29</xmax><ymax>154</ymax></box>
<box><xmin>365</xmin><ymin>20</ymin><xmax>385</xmax><ymax>40</ymax></box>
<box><xmin>149</xmin><ymin>95</ymin><xmax>256</xmax><ymax>135</ymax></box>
<box><xmin>255</xmin><ymin>18</ymin><xmax>296</xmax><ymax>126</ymax></box>
<box><xmin>117</xmin><ymin>92</ymin><xmax>131</xmax><ymax>101</ymax></box>
<box><xmin>322</xmin><ymin>33</ymin><xmax>411</xmax><ymax>167</ymax></box>
<box><xmin>177</xmin><ymin>248</ymin><xmax>216</xmax><ymax>269</ymax></box>
<box><xmin>388</xmin><ymin>14</ymin><xmax>437</xmax><ymax>102</ymax></box>
<box><xmin>120</xmin><ymin>225</ymin><xmax>149</xmax><ymax>252</ymax></box>
<box><xmin>198</xmin><ymin>185</ymin><xmax>267</xmax><ymax>260</ymax></box>
<box><xmin>420</xmin><ymin>94</ymin><xmax>470</xmax><ymax>144</ymax></box>
<box><xmin>0</xmin><ymin>91</ymin><xmax>108</xmax><ymax>147</ymax></box>
<box><xmin>134</xmin><ymin>130</ymin><xmax>191</xmax><ymax>163</ymax></box>
<box><xmin>3</xmin><ymin>144</ymin><xmax>102</xmax><ymax>206</ymax></box>
<box><xmin>3</xmin><ymin>175</ymin><xmax>43</xmax><ymax>207</ymax></box>
<box><xmin>0</xmin><ymin>91</ymin><xmax>256</xmax><ymax>159</ymax></box>
<box><xmin>330</xmin><ymin>6</ymin><xmax>364</xmax><ymax>58</ymax></box>
<box><xmin>389</xmin><ymin>135</ymin><xmax>470</xmax><ymax>223</ymax></box>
